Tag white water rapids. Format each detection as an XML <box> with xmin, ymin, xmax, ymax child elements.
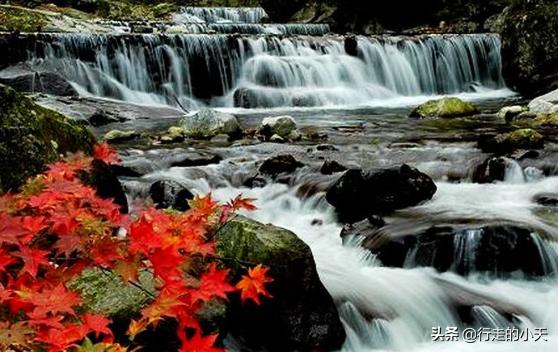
<box><xmin>121</xmin><ymin>150</ymin><xmax>558</xmax><ymax>351</ymax></box>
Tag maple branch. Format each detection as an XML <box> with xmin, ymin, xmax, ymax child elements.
<box><xmin>98</xmin><ymin>267</ymin><xmax>156</xmax><ymax>299</ymax></box>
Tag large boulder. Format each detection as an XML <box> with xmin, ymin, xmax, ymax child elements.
<box><xmin>0</xmin><ymin>84</ymin><xmax>95</xmax><ymax>192</ymax></box>
<box><xmin>353</xmin><ymin>223</ymin><xmax>549</xmax><ymax>278</ymax></box>
<box><xmin>326</xmin><ymin>165</ymin><xmax>437</xmax><ymax>223</ymax></box>
<box><xmin>216</xmin><ymin>216</ymin><xmax>345</xmax><ymax>352</ymax></box>
<box><xmin>410</xmin><ymin>97</ymin><xmax>479</xmax><ymax>118</ymax></box>
<box><xmin>528</xmin><ymin>88</ymin><xmax>558</xmax><ymax>114</ymax></box>
<box><xmin>259</xmin><ymin>154</ymin><xmax>304</xmax><ymax>177</ymax></box>
<box><xmin>180</xmin><ymin>109</ymin><xmax>241</xmax><ymax>139</ymax></box>
<box><xmin>148</xmin><ymin>180</ymin><xmax>194</xmax><ymax>212</ymax></box>
<box><xmin>500</xmin><ymin>0</ymin><xmax>558</xmax><ymax>97</ymax></box>
<box><xmin>0</xmin><ymin>64</ymin><xmax>78</xmax><ymax>96</ymax></box>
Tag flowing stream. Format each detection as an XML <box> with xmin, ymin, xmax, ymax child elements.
<box><xmin>7</xmin><ymin>5</ymin><xmax>556</xmax><ymax>351</ymax></box>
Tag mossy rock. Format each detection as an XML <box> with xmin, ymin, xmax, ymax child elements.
<box><xmin>69</xmin><ymin>268</ymin><xmax>155</xmax><ymax>319</ymax></box>
<box><xmin>0</xmin><ymin>84</ymin><xmax>95</xmax><ymax>192</ymax></box>
<box><xmin>215</xmin><ymin>216</ymin><xmax>345</xmax><ymax>351</ymax></box>
<box><xmin>0</xmin><ymin>5</ymin><xmax>49</xmax><ymax>32</ymax></box>
<box><xmin>532</xmin><ymin>112</ymin><xmax>558</xmax><ymax>128</ymax></box>
<box><xmin>94</xmin><ymin>0</ymin><xmax>179</xmax><ymax>21</ymax></box>
<box><xmin>478</xmin><ymin>128</ymin><xmax>544</xmax><ymax>154</ymax></box>
<box><xmin>410</xmin><ymin>97</ymin><xmax>479</xmax><ymax>118</ymax></box>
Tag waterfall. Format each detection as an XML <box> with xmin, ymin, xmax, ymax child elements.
<box><xmin>15</xmin><ymin>33</ymin><xmax>507</xmax><ymax>108</ymax></box>
<box><xmin>173</xmin><ymin>7</ymin><xmax>267</xmax><ymax>24</ymax></box>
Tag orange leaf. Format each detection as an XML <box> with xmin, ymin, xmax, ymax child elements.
<box><xmin>236</xmin><ymin>264</ymin><xmax>273</xmax><ymax>305</ymax></box>
<box><xmin>179</xmin><ymin>329</ymin><xmax>222</xmax><ymax>352</ymax></box>
<box><xmin>191</xmin><ymin>263</ymin><xmax>235</xmax><ymax>304</ymax></box>
<box><xmin>93</xmin><ymin>143</ymin><xmax>120</xmax><ymax>165</ymax></box>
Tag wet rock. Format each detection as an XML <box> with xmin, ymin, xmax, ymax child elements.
<box><xmin>320</xmin><ymin>160</ymin><xmax>347</xmax><ymax>175</ymax></box>
<box><xmin>497</xmin><ymin>105</ymin><xmax>524</xmax><ymax>121</ymax></box>
<box><xmin>287</xmin><ymin>129</ymin><xmax>302</xmax><ymax>141</ymax></box>
<box><xmin>149</xmin><ymin>180</ymin><xmax>194</xmax><ymax>211</ymax></box>
<box><xmin>216</xmin><ymin>216</ymin><xmax>346</xmax><ymax>352</ymax></box>
<box><xmin>180</xmin><ymin>109</ymin><xmax>241</xmax><ymax>139</ymax></box>
<box><xmin>361</xmin><ymin>224</ymin><xmax>548</xmax><ymax>278</ymax></box>
<box><xmin>259</xmin><ymin>154</ymin><xmax>304</xmax><ymax>177</ymax></box>
<box><xmin>344</xmin><ymin>35</ymin><xmax>359</xmax><ymax>56</ymax></box>
<box><xmin>340</xmin><ymin>216</ymin><xmax>386</xmax><ymax>241</ymax></box>
<box><xmin>410</xmin><ymin>97</ymin><xmax>478</xmax><ymax>118</ymax></box>
<box><xmin>0</xmin><ymin>84</ymin><xmax>95</xmax><ymax>192</ymax></box>
<box><xmin>80</xmin><ymin>159</ymin><xmax>128</xmax><ymax>213</ymax></box>
<box><xmin>472</xmin><ymin>156</ymin><xmax>510</xmax><ymax>184</ymax></box>
<box><xmin>131</xmin><ymin>24</ymin><xmax>154</xmax><ymax>33</ymax></box>
<box><xmin>528</xmin><ymin>89</ymin><xmax>558</xmax><ymax>114</ymax></box>
<box><xmin>89</xmin><ymin>110</ymin><xmax>120</xmax><ymax>127</ymax></box>
<box><xmin>0</xmin><ymin>64</ymin><xmax>77</xmax><ymax>96</ymax></box>
<box><xmin>259</xmin><ymin>115</ymin><xmax>297</xmax><ymax>139</ymax></box>
<box><xmin>478</xmin><ymin>128</ymin><xmax>544</xmax><ymax>154</ymax></box>
<box><xmin>165</xmin><ymin>126</ymin><xmax>185</xmax><ymax>142</ymax></box>
<box><xmin>326</xmin><ymin>165</ymin><xmax>437</xmax><ymax>223</ymax></box>
<box><xmin>169</xmin><ymin>152</ymin><xmax>222</xmax><ymax>168</ymax></box>
<box><xmin>270</xmin><ymin>134</ymin><xmax>286</xmax><ymax>143</ymax></box>
<box><xmin>532</xmin><ymin>112</ymin><xmax>558</xmax><ymax>128</ymax></box>
<box><xmin>103</xmin><ymin>129</ymin><xmax>140</xmax><ymax>143</ymax></box>
<box><xmin>534</xmin><ymin>193</ymin><xmax>558</xmax><ymax>207</ymax></box>
<box><xmin>69</xmin><ymin>268</ymin><xmax>155</xmax><ymax>320</ymax></box>
<box><xmin>33</xmin><ymin>95</ymin><xmax>184</xmax><ymax>125</ymax></box>
<box><xmin>316</xmin><ymin>144</ymin><xmax>338</xmax><ymax>151</ymax></box>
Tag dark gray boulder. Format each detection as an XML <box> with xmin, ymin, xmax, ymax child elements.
<box><xmin>0</xmin><ymin>64</ymin><xmax>77</xmax><ymax>96</ymax></box>
<box><xmin>358</xmin><ymin>223</ymin><xmax>549</xmax><ymax>278</ymax></box>
<box><xmin>149</xmin><ymin>180</ymin><xmax>194</xmax><ymax>212</ymax></box>
<box><xmin>326</xmin><ymin>165</ymin><xmax>437</xmax><ymax>223</ymax></box>
<box><xmin>216</xmin><ymin>216</ymin><xmax>345</xmax><ymax>352</ymax></box>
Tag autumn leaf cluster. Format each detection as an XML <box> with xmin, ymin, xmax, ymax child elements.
<box><xmin>0</xmin><ymin>144</ymin><xmax>272</xmax><ymax>352</ymax></box>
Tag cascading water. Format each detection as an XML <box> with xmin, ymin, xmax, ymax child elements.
<box><xmin>17</xmin><ymin>32</ymin><xmax>509</xmax><ymax>109</ymax></box>
<box><xmin>119</xmin><ymin>146</ymin><xmax>558</xmax><ymax>351</ymax></box>
<box><xmin>173</xmin><ymin>7</ymin><xmax>267</xmax><ymax>24</ymax></box>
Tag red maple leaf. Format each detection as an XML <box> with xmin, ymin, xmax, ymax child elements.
<box><xmin>13</xmin><ymin>246</ymin><xmax>50</xmax><ymax>278</ymax></box>
<box><xmin>236</xmin><ymin>264</ymin><xmax>273</xmax><ymax>305</ymax></box>
<box><xmin>93</xmin><ymin>143</ymin><xmax>120</xmax><ymax>165</ymax></box>
<box><xmin>0</xmin><ymin>214</ymin><xmax>26</xmax><ymax>245</ymax></box>
<box><xmin>0</xmin><ymin>248</ymin><xmax>16</xmax><ymax>273</ymax></box>
<box><xmin>24</xmin><ymin>284</ymin><xmax>82</xmax><ymax>317</ymax></box>
<box><xmin>179</xmin><ymin>329</ymin><xmax>222</xmax><ymax>352</ymax></box>
<box><xmin>191</xmin><ymin>263</ymin><xmax>235</xmax><ymax>304</ymax></box>
<box><xmin>83</xmin><ymin>313</ymin><xmax>113</xmax><ymax>338</ymax></box>
<box><xmin>35</xmin><ymin>324</ymin><xmax>89</xmax><ymax>352</ymax></box>
<box><xmin>26</xmin><ymin>310</ymin><xmax>65</xmax><ymax>330</ymax></box>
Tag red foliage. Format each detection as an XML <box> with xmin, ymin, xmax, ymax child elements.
<box><xmin>0</xmin><ymin>145</ymin><xmax>272</xmax><ymax>351</ymax></box>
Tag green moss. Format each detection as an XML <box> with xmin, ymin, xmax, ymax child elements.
<box><xmin>0</xmin><ymin>5</ymin><xmax>49</xmax><ymax>32</ymax></box>
<box><xmin>68</xmin><ymin>268</ymin><xmax>155</xmax><ymax>319</ymax></box>
<box><xmin>94</xmin><ymin>0</ymin><xmax>180</xmax><ymax>21</ymax></box>
<box><xmin>410</xmin><ymin>97</ymin><xmax>479</xmax><ymax>118</ymax></box>
<box><xmin>496</xmin><ymin>128</ymin><xmax>543</xmax><ymax>146</ymax></box>
<box><xmin>532</xmin><ymin>112</ymin><xmax>558</xmax><ymax>127</ymax></box>
<box><xmin>36</xmin><ymin>4</ymin><xmax>94</xmax><ymax>21</ymax></box>
<box><xmin>0</xmin><ymin>84</ymin><xmax>95</xmax><ymax>192</ymax></box>
<box><xmin>215</xmin><ymin>215</ymin><xmax>308</xmax><ymax>278</ymax></box>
